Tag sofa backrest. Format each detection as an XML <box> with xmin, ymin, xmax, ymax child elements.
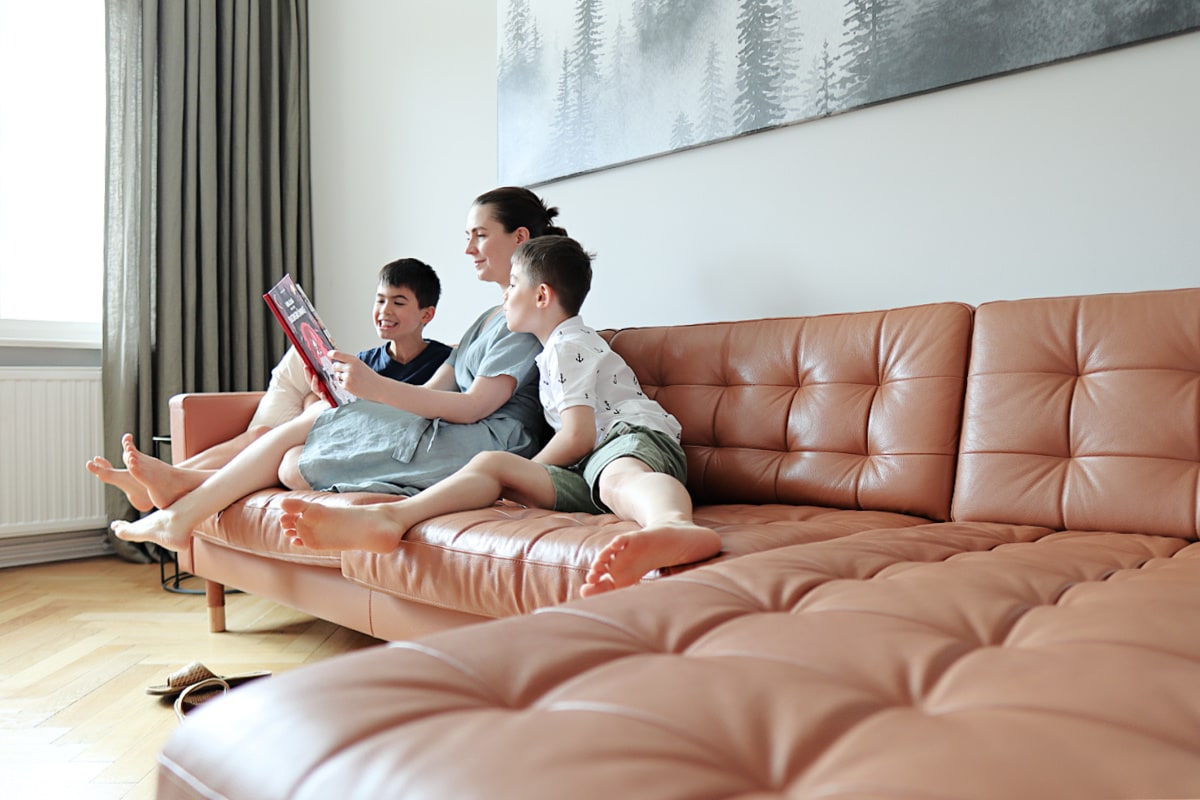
<box><xmin>953</xmin><ymin>287</ymin><xmax>1200</xmax><ymax>539</ymax></box>
<box><xmin>607</xmin><ymin>303</ymin><xmax>974</xmax><ymax>521</ymax></box>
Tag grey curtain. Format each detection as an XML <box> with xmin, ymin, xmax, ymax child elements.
<box><xmin>103</xmin><ymin>0</ymin><xmax>313</xmax><ymax>559</ymax></box>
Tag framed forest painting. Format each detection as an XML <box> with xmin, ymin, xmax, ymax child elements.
<box><xmin>497</xmin><ymin>0</ymin><xmax>1200</xmax><ymax>186</ymax></box>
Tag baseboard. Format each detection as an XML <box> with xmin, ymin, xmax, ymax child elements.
<box><xmin>0</xmin><ymin>529</ymin><xmax>114</xmax><ymax>569</ymax></box>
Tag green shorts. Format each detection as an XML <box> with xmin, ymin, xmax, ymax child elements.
<box><xmin>542</xmin><ymin>422</ymin><xmax>687</xmax><ymax>514</ymax></box>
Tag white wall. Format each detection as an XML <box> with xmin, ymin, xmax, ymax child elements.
<box><xmin>309</xmin><ymin>1</ymin><xmax>1199</xmax><ymax>349</ymax></box>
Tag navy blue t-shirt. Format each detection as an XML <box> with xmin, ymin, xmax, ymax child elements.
<box><xmin>356</xmin><ymin>340</ymin><xmax>452</xmax><ymax>386</ymax></box>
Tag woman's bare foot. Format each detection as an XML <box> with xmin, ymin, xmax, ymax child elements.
<box><xmin>110</xmin><ymin>509</ymin><xmax>193</xmax><ymax>552</ymax></box>
<box><xmin>86</xmin><ymin>456</ymin><xmax>154</xmax><ymax>512</ymax></box>
<box><xmin>121</xmin><ymin>434</ymin><xmax>207</xmax><ymax>509</ymax></box>
<box><xmin>580</xmin><ymin>523</ymin><xmax>722</xmax><ymax>598</ymax></box>
<box><xmin>279</xmin><ymin>497</ymin><xmax>411</xmax><ymax>552</ymax></box>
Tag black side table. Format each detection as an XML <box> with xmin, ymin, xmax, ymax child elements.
<box><xmin>151</xmin><ymin>434</ymin><xmax>238</xmax><ymax>596</ymax></box>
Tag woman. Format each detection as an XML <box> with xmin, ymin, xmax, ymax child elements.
<box><xmin>111</xmin><ymin>187</ymin><xmax>568</xmax><ymax>551</ymax></box>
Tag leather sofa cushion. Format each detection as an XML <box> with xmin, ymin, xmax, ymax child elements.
<box><xmin>157</xmin><ymin>524</ymin><xmax>1200</xmax><ymax>800</ymax></box>
<box><xmin>954</xmin><ymin>287</ymin><xmax>1200</xmax><ymax>538</ymax></box>
<box><xmin>607</xmin><ymin>302</ymin><xmax>973</xmax><ymax>521</ymax></box>
<box><xmin>342</xmin><ymin>504</ymin><xmax>930</xmax><ymax>617</ymax></box>
<box><xmin>193</xmin><ymin>488</ymin><xmax>407</xmax><ymax>568</ymax></box>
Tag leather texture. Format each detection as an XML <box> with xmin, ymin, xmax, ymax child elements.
<box><xmin>953</xmin><ymin>287</ymin><xmax>1200</xmax><ymax>537</ymax></box>
<box><xmin>159</xmin><ymin>522</ymin><xmax>1200</xmax><ymax>800</ymax></box>
<box><xmin>608</xmin><ymin>304</ymin><xmax>972</xmax><ymax>520</ymax></box>
<box><xmin>157</xmin><ymin>288</ymin><xmax>1200</xmax><ymax>799</ymax></box>
<box><xmin>184</xmin><ymin>302</ymin><xmax>971</xmax><ymax>622</ymax></box>
<box><xmin>342</xmin><ymin>504</ymin><xmax>930</xmax><ymax>617</ymax></box>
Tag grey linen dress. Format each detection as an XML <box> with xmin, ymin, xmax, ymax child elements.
<box><xmin>297</xmin><ymin>306</ymin><xmax>543</xmax><ymax>495</ymax></box>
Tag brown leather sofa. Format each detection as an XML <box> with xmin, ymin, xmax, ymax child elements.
<box><xmin>157</xmin><ymin>287</ymin><xmax>1200</xmax><ymax>799</ymax></box>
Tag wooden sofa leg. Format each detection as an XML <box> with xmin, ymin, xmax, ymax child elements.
<box><xmin>206</xmin><ymin>580</ymin><xmax>226</xmax><ymax>633</ymax></box>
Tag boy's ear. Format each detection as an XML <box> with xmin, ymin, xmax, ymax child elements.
<box><xmin>420</xmin><ymin>305</ymin><xmax>436</xmax><ymax>325</ymax></box>
<box><xmin>535</xmin><ymin>282</ymin><xmax>553</xmax><ymax>309</ymax></box>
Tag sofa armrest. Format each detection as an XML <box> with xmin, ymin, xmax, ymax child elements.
<box><xmin>168</xmin><ymin>392</ymin><xmax>265</xmax><ymax>462</ymax></box>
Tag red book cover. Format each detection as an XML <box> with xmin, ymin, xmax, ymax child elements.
<box><xmin>263</xmin><ymin>274</ymin><xmax>356</xmax><ymax>407</ymax></box>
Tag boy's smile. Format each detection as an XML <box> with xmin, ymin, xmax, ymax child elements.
<box><xmin>373</xmin><ymin>283</ymin><xmax>431</xmax><ymax>356</ymax></box>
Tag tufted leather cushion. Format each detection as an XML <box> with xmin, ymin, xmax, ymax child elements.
<box><xmin>954</xmin><ymin>287</ymin><xmax>1200</xmax><ymax>537</ymax></box>
<box><xmin>192</xmin><ymin>489</ymin><xmax>402</xmax><ymax>568</ymax></box>
<box><xmin>341</xmin><ymin>504</ymin><xmax>930</xmax><ymax>617</ymax></box>
<box><xmin>157</xmin><ymin>523</ymin><xmax>1200</xmax><ymax>799</ymax></box>
<box><xmin>335</xmin><ymin>303</ymin><xmax>972</xmax><ymax>618</ymax></box>
<box><xmin>609</xmin><ymin>303</ymin><xmax>973</xmax><ymax>521</ymax></box>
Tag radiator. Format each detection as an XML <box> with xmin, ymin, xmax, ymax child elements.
<box><xmin>0</xmin><ymin>368</ymin><xmax>107</xmax><ymax>542</ymax></box>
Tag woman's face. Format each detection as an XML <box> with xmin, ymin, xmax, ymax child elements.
<box><xmin>464</xmin><ymin>203</ymin><xmax>527</xmax><ymax>287</ymax></box>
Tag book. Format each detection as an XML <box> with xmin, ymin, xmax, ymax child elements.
<box><xmin>263</xmin><ymin>274</ymin><xmax>356</xmax><ymax>407</ymax></box>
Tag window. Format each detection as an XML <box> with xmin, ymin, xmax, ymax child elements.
<box><xmin>0</xmin><ymin>0</ymin><xmax>104</xmax><ymax>347</ymax></box>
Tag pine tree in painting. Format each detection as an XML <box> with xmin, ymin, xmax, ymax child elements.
<box><xmin>775</xmin><ymin>0</ymin><xmax>804</xmax><ymax>115</ymax></box>
<box><xmin>808</xmin><ymin>39</ymin><xmax>837</xmax><ymax>117</ymax></box>
<box><xmin>569</xmin><ymin>0</ymin><xmax>605</xmax><ymax>167</ymax></box>
<box><xmin>670</xmin><ymin>111</ymin><xmax>696</xmax><ymax>149</ymax></box>
<box><xmin>550</xmin><ymin>48</ymin><xmax>578</xmax><ymax>175</ymax></box>
<box><xmin>698</xmin><ymin>40</ymin><xmax>728</xmax><ymax>142</ymax></box>
<box><xmin>499</xmin><ymin>0</ymin><xmax>541</xmax><ymax>90</ymax></box>
<box><xmin>734</xmin><ymin>0</ymin><xmax>785</xmax><ymax>134</ymax></box>
<box><xmin>838</xmin><ymin>0</ymin><xmax>900</xmax><ymax>106</ymax></box>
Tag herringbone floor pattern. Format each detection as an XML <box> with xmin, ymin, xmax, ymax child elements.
<box><xmin>0</xmin><ymin>556</ymin><xmax>381</xmax><ymax>799</ymax></box>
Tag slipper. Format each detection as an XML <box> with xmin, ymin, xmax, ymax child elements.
<box><xmin>146</xmin><ymin>661</ymin><xmax>271</xmax><ymax>697</ymax></box>
<box><xmin>173</xmin><ymin>677</ymin><xmax>230</xmax><ymax>722</ymax></box>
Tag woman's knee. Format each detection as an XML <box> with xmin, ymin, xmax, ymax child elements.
<box><xmin>278</xmin><ymin>447</ymin><xmax>309</xmax><ymax>490</ymax></box>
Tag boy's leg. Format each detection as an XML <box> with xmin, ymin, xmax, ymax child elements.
<box><xmin>280</xmin><ymin>451</ymin><xmax>557</xmax><ymax>552</ymax></box>
<box><xmin>581</xmin><ymin>457</ymin><xmax>722</xmax><ymax>598</ymax></box>
<box><xmin>109</xmin><ymin>403</ymin><xmax>327</xmax><ymax>551</ymax></box>
<box><xmin>277</xmin><ymin>445</ymin><xmax>312</xmax><ymax>491</ymax></box>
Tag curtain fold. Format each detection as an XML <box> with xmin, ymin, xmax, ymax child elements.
<box><xmin>103</xmin><ymin>0</ymin><xmax>312</xmax><ymax>559</ymax></box>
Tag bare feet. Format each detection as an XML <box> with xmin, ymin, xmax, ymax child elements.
<box><xmin>86</xmin><ymin>456</ymin><xmax>154</xmax><ymax>512</ymax></box>
<box><xmin>120</xmin><ymin>434</ymin><xmax>207</xmax><ymax>509</ymax></box>
<box><xmin>279</xmin><ymin>497</ymin><xmax>411</xmax><ymax>552</ymax></box>
<box><xmin>581</xmin><ymin>523</ymin><xmax>722</xmax><ymax>598</ymax></box>
<box><xmin>110</xmin><ymin>509</ymin><xmax>193</xmax><ymax>552</ymax></box>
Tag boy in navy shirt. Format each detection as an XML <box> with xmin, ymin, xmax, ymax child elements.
<box><xmin>354</xmin><ymin>257</ymin><xmax>451</xmax><ymax>386</ymax></box>
<box><xmin>88</xmin><ymin>258</ymin><xmax>449</xmax><ymax>512</ymax></box>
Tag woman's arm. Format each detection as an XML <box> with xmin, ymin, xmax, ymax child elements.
<box><xmin>532</xmin><ymin>406</ymin><xmax>596</xmax><ymax>467</ymax></box>
<box><xmin>331</xmin><ymin>350</ymin><xmax>517</xmax><ymax>424</ymax></box>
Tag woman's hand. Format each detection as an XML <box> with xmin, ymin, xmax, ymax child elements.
<box><xmin>327</xmin><ymin>350</ymin><xmax>381</xmax><ymax>401</ymax></box>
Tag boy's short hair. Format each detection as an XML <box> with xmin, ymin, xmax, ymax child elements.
<box><xmin>513</xmin><ymin>235</ymin><xmax>593</xmax><ymax>317</ymax></box>
<box><xmin>377</xmin><ymin>258</ymin><xmax>441</xmax><ymax>308</ymax></box>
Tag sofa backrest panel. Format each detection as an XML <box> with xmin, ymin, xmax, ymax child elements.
<box><xmin>953</xmin><ymin>287</ymin><xmax>1200</xmax><ymax>539</ymax></box>
<box><xmin>607</xmin><ymin>302</ymin><xmax>973</xmax><ymax>521</ymax></box>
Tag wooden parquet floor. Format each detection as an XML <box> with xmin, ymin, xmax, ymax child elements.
<box><xmin>0</xmin><ymin>556</ymin><xmax>382</xmax><ymax>799</ymax></box>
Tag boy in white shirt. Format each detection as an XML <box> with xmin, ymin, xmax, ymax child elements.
<box><xmin>279</xmin><ymin>236</ymin><xmax>722</xmax><ymax>597</ymax></box>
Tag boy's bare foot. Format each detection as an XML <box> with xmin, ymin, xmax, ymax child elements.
<box><xmin>121</xmin><ymin>434</ymin><xmax>205</xmax><ymax>509</ymax></box>
<box><xmin>580</xmin><ymin>523</ymin><xmax>722</xmax><ymax>598</ymax></box>
<box><xmin>110</xmin><ymin>509</ymin><xmax>192</xmax><ymax>552</ymax></box>
<box><xmin>86</xmin><ymin>456</ymin><xmax>154</xmax><ymax>512</ymax></box>
<box><xmin>279</xmin><ymin>497</ymin><xmax>411</xmax><ymax>552</ymax></box>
